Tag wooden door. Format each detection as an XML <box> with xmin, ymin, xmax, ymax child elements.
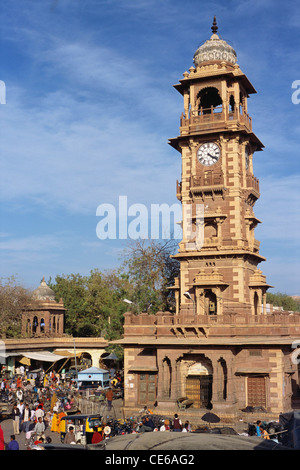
<box><xmin>138</xmin><ymin>373</ymin><xmax>157</xmax><ymax>404</ymax></box>
<box><xmin>186</xmin><ymin>375</ymin><xmax>212</xmax><ymax>408</ymax></box>
<box><xmin>186</xmin><ymin>376</ymin><xmax>201</xmax><ymax>407</ymax></box>
<box><xmin>247</xmin><ymin>376</ymin><xmax>266</xmax><ymax>407</ymax></box>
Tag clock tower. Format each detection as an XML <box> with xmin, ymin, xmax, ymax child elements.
<box><xmin>169</xmin><ymin>17</ymin><xmax>271</xmax><ymax>317</ymax></box>
<box><xmin>119</xmin><ymin>18</ymin><xmax>300</xmax><ymax>418</ymax></box>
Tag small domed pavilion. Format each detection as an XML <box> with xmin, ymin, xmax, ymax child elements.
<box><xmin>22</xmin><ymin>277</ymin><xmax>65</xmax><ymax>337</ymax></box>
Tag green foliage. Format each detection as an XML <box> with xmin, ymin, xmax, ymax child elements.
<box><xmin>266</xmin><ymin>292</ymin><xmax>300</xmax><ymax>312</ymax></box>
<box><xmin>120</xmin><ymin>239</ymin><xmax>180</xmax><ymax>314</ymax></box>
<box><xmin>48</xmin><ymin>268</ymin><xmax>132</xmax><ymax>339</ymax></box>
<box><xmin>0</xmin><ymin>276</ymin><xmax>35</xmax><ymax>338</ymax></box>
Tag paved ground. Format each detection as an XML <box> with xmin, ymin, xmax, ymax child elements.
<box><xmin>1</xmin><ymin>398</ymin><xmax>288</xmax><ymax>451</ymax></box>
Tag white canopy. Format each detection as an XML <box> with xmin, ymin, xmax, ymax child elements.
<box><xmin>18</xmin><ymin>351</ymin><xmax>69</xmax><ymax>362</ymax></box>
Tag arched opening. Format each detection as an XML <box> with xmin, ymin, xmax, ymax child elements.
<box><xmin>81</xmin><ymin>352</ymin><xmax>92</xmax><ymax>369</ymax></box>
<box><xmin>198</xmin><ymin>87</ymin><xmax>222</xmax><ymax>115</ymax></box>
<box><xmin>40</xmin><ymin>318</ymin><xmax>45</xmax><ymax>333</ymax></box>
<box><xmin>32</xmin><ymin>316</ymin><xmax>38</xmax><ymax>334</ymax></box>
<box><xmin>229</xmin><ymin>94</ymin><xmax>235</xmax><ymax>113</ymax></box>
<box><xmin>254</xmin><ymin>291</ymin><xmax>259</xmax><ymax>315</ymax></box>
<box><xmin>204</xmin><ymin>290</ymin><xmax>217</xmax><ymax>315</ymax></box>
<box><xmin>186</xmin><ymin>356</ymin><xmax>213</xmax><ymax>409</ymax></box>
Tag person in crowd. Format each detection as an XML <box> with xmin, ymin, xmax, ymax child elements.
<box><xmin>91</xmin><ymin>427</ymin><xmax>103</xmax><ymax>444</ymax></box>
<box><xmin>6</xmin><ymin>435</ymin><xmax>19</xmax><ymax>450</ymax></box>
<box><xmin>172</xmin><ymin>413</ymin><xmax>182</xmax><ymax>432</ymax></box>
<box><xmin>139</xmin><ymin>405</ymin><xmax>153</xmax><ymax>415</ymax></box>
<box><xmin>256</xmin><ymin>420</ymin><xmax>262</xmax><ymax>437</ymax></box>
<box><xmin>22</xmin><ymin>403</ymin><xmax>31</xmax><ymax>433</ymax></box>
<box><xmin>0</xmin><ymin>423</ymin><xmax>5</xmax><ymax>451</ymax></box>
<box><xmin>64</xmin><ymin>426</ymin><xmax>76</xmax><ymax>444</ymax></box>
<box><xmin>160</xmin><ymin>419</ymin><xmax>170</xmax><ymax>432</ymax></box>
<box><xmin>138</xmin><ymin>415</ymin><xmax>155</xmax><ymax>432</ymax></box>
<box><xmin>11</xmin><ymin>404</ymin><xmax>20</xmax><ymax>435</ymax></box>
<box><xmin>260</xmin><ymin>425</ymin><xmax>270</xmax><ymax>439</ymax></box>
<box><xmin>106</xmin><ymin>388</ymin><xmax>114</xmax><ymax>411</ymax></box>
<box><xmin>34</xmin><ymin>416</ymin><xmax>46</xmax><ymax>441</ymax></box>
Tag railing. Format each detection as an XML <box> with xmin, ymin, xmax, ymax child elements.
<box><xmin>246</xmin><ymin>174</ymin><xmax>260</xmax><ymax>193</ymax></box>
<box><xmin>180</xmin><ymin>106</ymin><xmax>252</xmax><ymax>132</ymax></box>
<box><xmin>191</xmin><ymin>173</ymin><xmax>224</xmax><ymax>188</ymax></box>
<box><xmin>124</xmin><ymin>312</ymin><xmax>300</xmax><ymax>327</ymax></box>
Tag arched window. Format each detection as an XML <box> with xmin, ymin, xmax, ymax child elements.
<box><xmin>33</xmin><ymin>316</ymin><xmax>38</xmax><ymax>333</ymax></box>
<box><xmin>229</xmin><ymin>94</ymin><xmax>235</xmax><ymax>113</ymax></box>
<box><xmin>254</xmin><ymin>291</ymin><xmax>259</xmax><ymax>315</ymax></box>
<box><xmin>204</xmin><ymin>290</ymin><xmax>217</xmax><ymax>315</ymax></box>
<box><xmin>198</xmin><ymin>87</ymin><xmax>222</xmax><ymax>114</ymax></box>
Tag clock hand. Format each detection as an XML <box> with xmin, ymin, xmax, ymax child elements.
<box><xmin>208</xmin><ymin>153</ymin><xmax>218</xmax><ymax>160</ymax></box>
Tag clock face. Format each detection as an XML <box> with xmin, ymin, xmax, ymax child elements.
<box><xmin>197</xmin><ymin>142</ymin><xmax>221</xmax><ymax>166</ymax></box>
<box><xmin>245</xmin><ymin>147</ymin><xmax>250</xmax><ymax>170</ymax></box>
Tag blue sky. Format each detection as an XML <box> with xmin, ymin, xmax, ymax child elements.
<box><xmin>0</xmin><ymin>0</ymin><xmax>299</xmax><ymax>294</ymax></box>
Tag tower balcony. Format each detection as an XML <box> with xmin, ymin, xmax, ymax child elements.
<box><xmin>180</xmin><ymin>106</ymin><xmax>252</xmax><ymax>135</ymax></box>
<box><xmin>190</xmin><ymin>173</ymin><xmax>224</xmax><ymax>199</ymax></box>
<box><xmin>246</xmin><ymin>174</ymin><xmax>260</xmax><ymax>193</ymax></box>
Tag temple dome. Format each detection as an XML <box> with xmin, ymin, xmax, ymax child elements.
<box><xmin>193</xmin><ymin>17</ymin><xmax>237</xmax><ymax>67</ymax></box>
<box><xmin>33</xmin><ymin>277</ymin><xmax>56</xmax><ymax>301</ymax></box>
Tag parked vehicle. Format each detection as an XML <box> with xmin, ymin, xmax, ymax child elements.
<box><xmin>60</xmin><ymin>413</ymin><xmax>103</xmax><ymax>445</ymax></box>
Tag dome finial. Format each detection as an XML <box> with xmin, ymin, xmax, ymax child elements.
<box><xmin>211</xmin><ymin>16</ymin><xmax>218</xmax><ymax>34</ymax></box>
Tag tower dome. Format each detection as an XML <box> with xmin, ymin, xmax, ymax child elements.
<box><xmin>33</xmin><ymin>277</ymin><xmax>56</xmax><ymax>301</ymax></box>
<box><xmin>193</xmin><ymin>17</ymin><xmax>237</xmax><ymax>67</ymax></box>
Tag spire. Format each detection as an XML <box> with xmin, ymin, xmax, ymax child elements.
<box><xmin>211</xmin><ymin>16</ymin><xmax>218</xmax><ymax>35</ymax></box>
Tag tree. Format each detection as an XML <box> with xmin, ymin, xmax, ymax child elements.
<box><xmin>48</xmin><ymin>269</ymin><xmax>132</xmax><ymax>339</ymax></box>
<box><xmin>120</xmin><ymin>239</ymin><xmax>180</xmax><ymax>314</ymax></box>
<box><xmin>0</xmin><ymin>276</ymin><xmax>35</xmax><ymax>338</ymax></box>
<box><xmin>266</xmin><ymin>292</ymin><xmax>300</xmax><ymax>312</ymax></box>
<box><xmin>48</xmin><ymin>273</ymin><xmax>89</xmax><ymax>336</ymax></box>
<box><xmin>85</xmin><ymin>269</ymin><xmax>132</xmax><ymax>340</ymax></box>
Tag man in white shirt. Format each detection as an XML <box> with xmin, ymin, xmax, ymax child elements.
<box><xmin>35</xmin><ymin>405</ymin><xmax>44</xmax><ymax>421</ymax></box>
<box><xmin>34</xmin><ymin>417</ymin><xmax>45</xmax><ymax>441</ymax></box>
<box><xmin>22</xmin><ymin>404</ymin><xmax>31</xmax><ymax>433</ymax></box>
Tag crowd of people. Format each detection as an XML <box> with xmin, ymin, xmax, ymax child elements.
<box><xmin>136</xmin><ymin>407</ymin><xmax>192</xmax><ymax>433</ymax></box>
<box><xmin>0</xmin><ymin>364</ymin><xmax>121</xmax><ymax>450</ymax></box>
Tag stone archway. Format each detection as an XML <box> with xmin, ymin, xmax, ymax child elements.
<box><xmin>181</xmin><ymin>355</ymin><xmax>213</xmax><ymax>409</ymax></box>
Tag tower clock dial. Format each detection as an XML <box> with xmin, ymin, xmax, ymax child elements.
<box><xmin>197</xmin><ymin>142</ymin><xmax>221</xmax><ymax>166</ymax></box>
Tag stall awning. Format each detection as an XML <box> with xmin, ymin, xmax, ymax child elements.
<box><xmin>53</xmin><ymin>349</ymin><xmax>82</xmax><ymax>358</ymax></box>
<box><xmin>19</xmin><ymin>351</ymin><xmax>69</xmax><ymax>362</ymax></box>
